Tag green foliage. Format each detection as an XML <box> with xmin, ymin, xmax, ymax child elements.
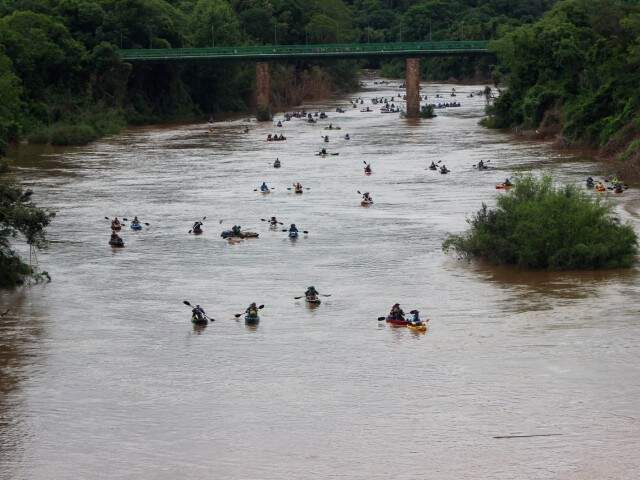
<box><xmin>443</xmin><ymin>175</ymin><xmax>638</xmax><ymax>270</ymax></box>
<box><xmin>0</xmin><ymin>165</ymin><xmax>54</xmax><ymax>287</ymax></box>
<box><xmin>488</xmin><ymin>0</ymin><xmax>640</xmax><ymax>161</ymax></box>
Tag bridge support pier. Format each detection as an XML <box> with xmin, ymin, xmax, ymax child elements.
<box><xmin>256</xmin><ymin>62</ymin><xmax>271</xmax><ymax>121</ymax></box>
<box><xmin>405</xmin><ymin>58</ymin><xmax>421</xmax><ymax>118</ymax></box>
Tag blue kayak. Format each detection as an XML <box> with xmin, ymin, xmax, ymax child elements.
<box><xmin>130</xmin><ymin>223</ymin><xmax>143</xmax><ymax>231</ymax></box>
<box><xmin>245</xmin><ymin>315</ymin><xmax>259</xmax><ymax>324</ymax></box>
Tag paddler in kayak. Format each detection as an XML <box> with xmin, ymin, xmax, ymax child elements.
<box><xmin>305</xmin><ymin>286</ymin><xmax>319</xmax><ymax>302</ymax></box>
<box><xmin>388</xmin><ymin>303</ymin><xmax>405</xmax><ymax>320</ymax></box>
<box><xmin>288</xmin><ymin>223</ymin><xmax>299</xmax><ymax>235</ymax></box>
<box><xmin>504</xmin><ymin>178</ymin><xmax>513</xmax><ymax>187</ymax></box>
<box><xmin>111</xmin><ymin>217</ymin><xmax>121</xmax><ymax>230</ymax></box>
<box><xmin>439</xmin><ymin>165</ymin><xmax>450</xmax><ymax>174</ymax></box>
<box><xmin>477</xmin><ymin>160</ymin><xmax>486</xmax><ymax>170</ymax></box>
<box><xmin>362</xmin><ymin>192</ymin><xmax>373</xmax><ymax>203</ymax></box>
<box><xmin>192</xmin><ymin>304</ymin><xmax>206</xmax><ymax>323</ymax></box>
<box><xmin>269</xmin><ymin>216</ymin><xmax>280</xmax><ymax>227</ymax></box>
<box><xmin>323</xmin><ymin>135</ymin><xmax>329</xmax><ymax>142</ymax></box>
<box><xmin>319</xmin><ymin>148</ymin><xmax>327</xmax><ymax>155</ymax></box>
<box><xmin>345</xmin><ymin>133</ymin><xmax>350</xmax><ymax>140</ymax></box>
<box><xmin>245</xmin><ymin>302</ymin><xmax>259</xmax><ymax>318</ymax></box>
<box><xmin>429</xmin><ymin>161</ymin><xmax>438</xmax><ymax>170</ymax></box>
<box><xmin>408</xmin><ymin>310</ymin><xmax>425</xmax><ymax>325</ymax></box>
<box><xmin>293</xmin><ymin>182</ymin><xmax>303</xmax><ymax>193</ymax></box>
<box><xmin>267</xmin><ymin>134</ymin><xmax>273</xmax><ymax>141</ymax></box>
<box><xmin>364</xmin><ymin>163</ymin><xmax>372</xmax><ymax>175</ymax></box>
<box><xmin>192</xmin><ymin>221</ymin><xmax>203</xmax><ymax>234</ymax></box>
<box><xmin>260</xmin><ymin>181</ymin><xmax>270</xmax><ymax>192</ymax></box>
<box><xmin>109</xmin><ymin>231</ymin><xmax>124</xmax><ymax>247</ymax></box>
<box><xmin>274</xmin><ymin>158</ymin><xmax>281</xmax><ymax>168</ymax></box>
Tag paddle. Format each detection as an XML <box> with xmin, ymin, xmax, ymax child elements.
<box><xmin>287</xmin><ymin>187</ymin><xmax>310</xmax><ymax>191</ymax></box>
<box><xmin>188</xmin><ymin>216</ymin><xmax>207</xmax><ymax>234</ymax></box>
<box><xmin>261</xmin><ymin>218</ymin><xmax>284</xmax><ymax>225</ymax></box>
<box><xmin>377</xmin><ymin>316</ymin><xmax>386</xmax><ymax>321</ymax></box>
<box><xmin>254</xmin><ymin>187</ymin><xmax>274</xmax><ymax>192</ymax></box>
<box><xmin>294</xmin><ymin>294</ymin><xmax>330</xmax><ymax>299</ymax></box>
<box><xmin>281</xmin><ymin>229</ymin><xmax>309</xmax><ymax>234</ymax></box>
<box><xmin>122</xmin><ymin>218</ymin><xmax>150</xmax><ymax>226</ymax></box>
<box><xmin>234</xmin><ymin>304</ymin><xmax>264</xmax><ymax>318</ymax></box>
<box><xmin>182</xmin><ymin>300</ymin><xmax>215</xmax><ymax>322</ymax></box>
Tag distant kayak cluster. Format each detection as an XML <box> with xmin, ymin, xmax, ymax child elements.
<box><xmin>107</xmin><ymin>216</ymin><xmax>148</xmax><ymax>247</ymax></box>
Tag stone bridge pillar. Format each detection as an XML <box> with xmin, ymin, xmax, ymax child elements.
<box><xmin>405</xmin><ymin>58</ymin><xmax>421</xmax><ymax>118</ymax></box>
<box><xmin>256</xmin><ymin>62</ymin><xmax>271</xmax><ymax>121</ymax></box>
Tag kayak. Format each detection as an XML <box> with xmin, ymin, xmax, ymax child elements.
<box><xmin>245</xmin><ymin>314</ymin><xmax>259</xmax><ymax>324</ymax></box>
<box><xmin>109</xmin><ymin>239</ymin><xmax>125</xmax><ymax>248</ymax></box>
<box><xmin>221</xmin><ymin>230</ymin><xmax>260</xmax><ymax>239</ymax></box>
<box><xmin>361</xmin><ymin>200</ymin><xmax>373</xmax><ymax>207</ymax></box>
<box><xmin>274</xmin><ymin>163</ymin><xmax>281</xmax><ymax>168</ymax></box>
<box><xmin>306</xmin><ymin>296</ymin><xmax>321</xmax><ymax>305</ymax></box>
<box><xmin>386</xmin><ymin>317</ymin><xmax>408</xmax><ymax>327</ymax></box>
<box><xmin>111</xmin><ymin>224</ymin><xmax>121</xmax><ymax>231</ymax></box>
<box><xmin>364</xmin><ymin>169</ymin><xmax>372</xmax><ymax>175</ymax></box>
<box><xmin>495</xmin><ymin>183</ymin><xmax>512</xmax><ymax>190</ymax></box>
<box><xmin>192</xmin><ymin>229</ymin><xmax>203</xmax><ymax>235</ymax></box>
<box><xmin>130</xmin><ymin>223</ymin><xmax>143</xmax><ymax>230</ymax></box>
<box><xmin>294</xmin><ymin>189</ymin><xmax>303</xmax><ymax>194</ymax></box>
<box><xmin>192</xmin><ymin>315</ymin><xmax>207</xmax><ymax>325</ymax></box>
<box><xmin>260</xmin><ymin>189</ymin><xmax>271</xmax><ymax>194</ymax></box>
<box><xmin>324</xmin><ymin>126</ymin><xmax>341</xmax><ymax>130</ymax></box>
<box><xmin>429</xmin><ymin>166</ymin><xmax>437</xmax><ymax>171</ymax></box>
<box><xmin>407</xmin><ymin>322</ymin><xmax>427</xmax><ymax>332</ymax></box>
<box><xmin>289</xmin><ymin>230</ymin><xmax>299</xmax><ymax>238</ymax></box>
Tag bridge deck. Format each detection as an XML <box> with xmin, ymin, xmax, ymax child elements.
<box><xmin>118</xmin><ymin>41</ymin><xmax>490</xmax><ymax>61</ymax></box>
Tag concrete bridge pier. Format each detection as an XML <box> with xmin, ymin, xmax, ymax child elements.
<box><xmin>256</xmin><ymin>62</ymin><xmax>272</xmax><ymax>121</ymax></box>
<box><xmin>405</xmin><ymin>58</ymin><xmax>421</xmax><ymax>118</ymax></box>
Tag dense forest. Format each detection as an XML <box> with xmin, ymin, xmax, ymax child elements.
<box><xmin>486</xmin><ymin>0</ymin><xmax>640</xmax><ymax>176</ymax></box>
<box><xmin>0</xmin><ymin>0</ymin><xmax>556</xmax><ymax>153</ymax></box>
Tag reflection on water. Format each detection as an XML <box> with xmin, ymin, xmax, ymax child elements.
<box><xmin>1</xmin><ymin>79</ymin><xmax>639</xmax><ymax>479</ymax></box>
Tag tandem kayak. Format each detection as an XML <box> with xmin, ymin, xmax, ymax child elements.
<box><xmin>130</xmin><ymin>223</ymin><xmax>143</xmax><ymax>230</ymax></box>
<box><xmin>221</xmin><ymin>230</ymin><xmax>259</xmax><ymax>239</ymax></box>
<box><xmin>245</xmin><ymin>315</ymin><xmax>260</xmax><ymax>324</ymax></box>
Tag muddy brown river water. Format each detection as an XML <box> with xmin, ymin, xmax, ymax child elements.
<box><xmin>1</xmin><ymin>79</ymin><xmax>639</xmax><ymax>479</ymax></box>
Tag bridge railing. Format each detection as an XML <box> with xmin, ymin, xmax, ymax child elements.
<box><xmin>118</xmin><ymin>41</ymin><xmax>490</xmax><ymax>61</ymax></box>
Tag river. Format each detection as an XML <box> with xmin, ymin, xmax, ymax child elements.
<box><xmin>1</xmin><ymin>79</ymin><xmax>639</xmax><ymax>479</ymax></box>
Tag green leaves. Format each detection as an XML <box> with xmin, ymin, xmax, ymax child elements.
<box><xmin>443</xmin><ymin>175</ymin><xmax>638</xmax><ymax>270</ymax></box>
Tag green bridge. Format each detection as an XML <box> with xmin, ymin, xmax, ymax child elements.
<box><xmin>118</xmin><ymin>41</ymin><xmax>491</xmax><ymax>120</ymax></box>
<box><xmin>118</xmin><ymin>41</ymin><xmax>489</xmax><ymax>61</ymax></box>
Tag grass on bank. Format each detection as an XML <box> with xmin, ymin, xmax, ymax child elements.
<box><xmin>442</xmin><ymin>174</ymin><xmax>638</xmax><ymax>270</ymax></box>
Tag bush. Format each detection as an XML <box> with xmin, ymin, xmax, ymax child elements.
<box><xmin>443</xmin><ymin>175</ymin><xmax>638</xmax><ymax>269</ymax></box>
<box><xmin>49</xmin><ymin>124</ymin><xmax>97</xmax><ymax>145</ymax></box>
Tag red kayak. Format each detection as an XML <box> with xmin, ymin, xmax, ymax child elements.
<box><xmin>386</xmin><ymin>317</ymin><xmax>408</xmax><ymax>326</ymax></box>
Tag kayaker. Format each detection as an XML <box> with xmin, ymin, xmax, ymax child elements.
<box><xmin>278</xmin><ymin>134</ymin><xmax>286</xmax><ymax>141</ymax></box>
<box><xmin>345</xmin><ymin>134</ymin><xmax>350</xmax><ymax>140</ymax></box>
<box><xmin>305</xmin><ymin>286</ymin><xmax>319</xmax><ymax>299</ymax></box>
<box><xmin>109</xmin><ymin>231</ymin><xmax>124</xmax><ymax>247</ymax></box>
<box><xmin>364</xmin><ymin>163</ymin><xmax>372</xmax><ymax>174</ymax></box>
<box><xmin>267</xmin><ymin>134</ymin><xmax>272</xmax><ymax>141</ymax></box>
<box><xmin>324</xmin><ymin>135</ymin><xmax>329</xmax><ymax>142</ymax></box>
<box><xmin>132</xmin><ymin>216</ymin><xmax>141</xmax><ymax>226</ymax></box>
<box><xmin>192</xmin><ymin>305</ymin><xmax>206</xmax><ymax>322</ymax></box>
<box><xmin>408</xmin><ymin>310</ymin><xmax>423</xmax><ymax>325</ymax></box>
<box><xmin>293</xmin><ymin>182</ymin><xmax>303</xmax><ymax>191</ymax></box>
<box><xmin>440</xmin><ymin>165</ymin><xmax>449</xmax><ymax>174</ymax></box>
<box><xmin>362</xmin><ymin>192</ymin><xmax>372</xmax><ymax>202</ymax></box>
<box><xmin>232</xmin><ymin>225</ymin><xmax>242</xmax><ymax>236</ymax></box>
<box><xmin>192</xmin><ymin>221</ymin><xmax>203</xmax><ymax>233</ymax></box>
<box><xmin>504</xmin><ymin>178</ymin><xmax>513</xmax><ymax>187</ymax></box>
<box><xmin>478</xmin><ymin>160</ymin><xmax>485</xmax><ymax>170</ymax></box>
<box><xmin>260</xmin><ymin>182</ymin><xmax>269</xmax><ymax>192</ymax></box>
<box><xmin>269</xmin><ymin>216</ymin><xmax>279</xmax><ymax>227</ymax></box>
<box><xmin>429</xmin><ymin>161</ymin><xmax>437</xmax><ymax>170</ymax></box>
<box><xmin>320</xmin><ymin>148</ymin><xmax>327</xmax><ymax>155</ymax></box>
<box><xmin>111</xmin><ymin>217</ymin><xmax>121</xmax><ymax>229</ymax></box>
<box><xmin>274</xmin><ymin>158</ymin><xmax>281</xmax><ymax>168</ymax></box>
<box><xmin>289</xmin><ymin>223</ymin><xmax>299</xmax><ymax>234</ymax></box>
<box><xmin>277</xmin><ymin>121</ymin><xmax>282</xmax><ymax>127</ymax></box>
<box><xmin>586</xmin><ymin>177</ymin><xmax>594</xmax><ymax>187</ymax></box>
<box><xmin>246</xmin><ymin>302</ymin><xmax>259</xmax><ymax>318</ymax></box>
<box><xmin>389</xmin><ymin>303</ymin><xmax>405</xmax><ymax>320</ymax></box>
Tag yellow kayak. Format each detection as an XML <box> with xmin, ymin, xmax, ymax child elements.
<box><xmin>407</xmin><ymin>322</ymin><xmax>427</xmax><ymax>332</ymax></box>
